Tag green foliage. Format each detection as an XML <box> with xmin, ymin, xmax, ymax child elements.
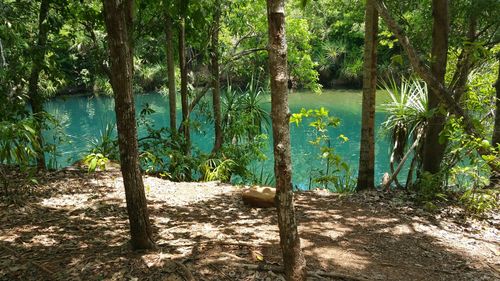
<box><xmin>83</xmin><ymin>153</ymin><xmax>109</xmax><ymax>173</ymax></box>
<box><xmin>414</xmin><ymin>171</ymin><xmax>447</xmax><ymax>203</ymax></box>
<box><xmin>442</xmin><ymin>117</ymin><xmax>499</xmax><ymax>191</ymax></box>
<box><xmin>199</xmin><ymin>158</ymin><xmax>237</xmax><ymax>182</ymax></box>
<box><xmin>0</xmin><ymin>118</ymin><xmax>40</xmax><ymax>166</ymax></box>
<box><xmin>222</xmin><ymin>83</ymin><xmax>270</xmax><ymax>142</ymax></box>
<box><xmin>291</xmin><ymin>107</ymin><xmax>356</xmax><ymax>192</ymax></box>
<box><xmin>82</xmin><ymin>122</ymin><xmax>118</xmax><ymax>173</ymax></box>
<box><xmin>88</xmin><ymin>122</ymin><xmax>118</xmax><ymax>159</ymax></box>
<box><xmin>92</xmin><ymin>76</ymin><xmax>114</xmax><ymax>96</ymax></box>
<box><xmin>44</xmin><ymin>113</ymin><xmax>71</xmax><ymax>170</ymax></box>
<box><xmin>134</xmin><ymin>60</ymin><xmax>166</xmax><ymax>92</ymax></box>
<box><xmin>460</xmin><ymin>188</ymin><xmax>499</xmax><ymax>215</ymax></box>
<box><xmin>251</xmin><ymin>162</ymin><xmax>276</xmax><ymax>187</ymax></box>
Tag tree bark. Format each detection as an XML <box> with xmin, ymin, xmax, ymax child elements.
<box><xmin>357</xmin><ymin>0</ymin><xmax>378</xmax><ymax>190</ymax></box>
<box><xmin>102</xmin><ymin>0</ymin><xmax>155</xmax><ymax>250</ymax></box>
<box><xmin>266</xmin><ymin>0</ymin><xmax>307</xmax><ymax>280</ymax></box>
<box><xmin>28</xmin><ymin>0</ymin><xmax>50</xmax><ymax>170</ymax></box>
<box><xmin>178</xmin><ymin>17</ymin><xmax>191</xmax><ymax>155</ymax></box>
<box><xmin>165</xmin><ymin>13</ymin><xmax>177</xmax><ymax>134</ymax></box>
<box><xmin>422</xmin><ymin>0</ymin><xmax>449</xmax><ymax>174</ymax></box>
<box><xmin>491</xmin><ymin>59</ymin><xmax>500</xmax><ymax>187</ymax></box>
<box><xmin>211</xmin><ymin>0</ymin><xmax>223</xmax><ymax>154</ymax></box>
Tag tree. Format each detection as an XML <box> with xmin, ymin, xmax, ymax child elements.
<box><xmin>422</xmin><ymin>0</ymin><xmax>449</xmax><ymax>174</ymax></box>
<box><xmin>178</xmin><ymin>16</ymin><xmax>191</xmax><ymax>155</ymax></box>
<box><xmin>357</xmin><ymin>0</ymin><xmax>378</xmax><ymax>190</ymax></box>
<box><xmin>165</xmin><ymin>12</ymin><xmax>177</xmax><ymax>133</ymax></box>
<box><xmin>266</xmin><ymin>0</ymin><xmax>306</xmax><ymax>279</ymax></box>
<box><xmin>211</xmin><ymin>0</ymin><xmax>223</xmax><ymax>153</ymax></box>
<box><xmin>28</xmin><ymin>0</ymin><xmax>50</xmax><ymax>170</ymax></box>
<box><xmin>102</xmin><ymin>0</ymin><xmax>155</xmax><ymax>250</ymax></box>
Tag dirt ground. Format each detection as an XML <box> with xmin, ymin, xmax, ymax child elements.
<box><xmin>0</xmin><ymin>167</ymin><xmax>499</xmax><ymax>281</ymax></box>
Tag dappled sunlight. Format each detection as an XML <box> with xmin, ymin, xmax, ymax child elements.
<box><xmin>40</xmin><ymin>193</ymin><xmax>93</xmax><ymax>208</ymax></box>
<box><xmin>1</xmin><ymin>170</ymin><xmax>498</xmax><ymax>280</ymax></box>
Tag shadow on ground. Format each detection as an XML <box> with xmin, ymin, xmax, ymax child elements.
<box><xmin>0</xmin><ymin>170</ymin><xmax>498</xmax><ymax>280</ymax></box>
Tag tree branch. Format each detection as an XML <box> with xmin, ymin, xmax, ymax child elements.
<box><xmin>374</xmin><ymin>0</ymin><xmax>474</xmax><ymax>134</ymax></box>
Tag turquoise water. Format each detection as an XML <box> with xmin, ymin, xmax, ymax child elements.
<box><xmin>44</xmin><ymin>90</ymin><xmax>392</xmax><ymax>188</ymax></box>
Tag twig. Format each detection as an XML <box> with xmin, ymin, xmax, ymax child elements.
<box><xmin>174</xmin><ymin>261</ymin><xmax>195</xmax><ymax>281</ymax></box>
<box><xmin>159</xmin><ymin>240</ymin><xmax>273</xmax><ymax>248</ymax></box>
<box><xmin>0</xmin><ymin>244</ymin><xmax>55</xmax><ymax>276</ymax></box>
<box><xmin>229</xmin><ymin>262</ymin><xmax>370</xmax><ymax>281</ymax></box>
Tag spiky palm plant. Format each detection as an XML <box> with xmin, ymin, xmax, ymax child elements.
<box><xmin>381</xmin><ymin>76</ymin><xmax>429</xmax><ymax>187</ymax></box>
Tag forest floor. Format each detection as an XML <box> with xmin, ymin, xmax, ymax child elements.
<box><xmin>0</xmin><ymin>166</ymin><xmax>499</xmax><ymax>281</ymax></box>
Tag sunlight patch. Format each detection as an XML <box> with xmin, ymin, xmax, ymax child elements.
<box><xmin>40</xmin><ymin>194</ymin><xmax>92</xmax><ymax>208</ymax></box>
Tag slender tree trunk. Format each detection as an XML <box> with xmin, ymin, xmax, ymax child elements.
<box><xmin>491</xmin><ymin>59</ymin><xmax>500</xmax><ymax>187</ymax></box>
<box><xmin>422</xmin><ymin>0</ymin><xmax>449</xmax><ymax>174</ymax></box>
<box><xmin>28</xmin><ymin>0</ymin><xmax>50</xmax><ymax>170</ymax></box>
<box><xmin>266</xmin><ymin>0</ymin><xmax>306</xmax><ymax>280</ymax></box>
<box><xmin>0</xmin><ymin>38</ymin><xmax>6</xmax><ymax>67</ymax></box>
<box><xmin>178</xmin><ymin>17</ymin><xmax>191</xmax><ymax>155</ymax></box>
<box><xmin>450</xmin><ymin>16</ymin><xmax>476</xmax><ymax>102</ymax></box>
<box><xmin>211</xmin><ymin>0</ymin><xmax>223</xmax><ymax>154</ymax></box>
<box><xmin>357</xmin><ymin>0</ymin><xmax>378</xmax><ymax>190</ymax></box>
<box><xmin>165</xmin><ymin>14</ymin><xmax>177</xmax><ymax>134</ymax></box>
<box><xmin>102</xmin><ymin>0</ymin><xmax>155</xmax><ymax>250</ymax></box>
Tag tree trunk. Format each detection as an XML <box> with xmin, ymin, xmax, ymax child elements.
<box><xmin>28</xmin><ymin>0</ymin><xmax>50</xmax><ymax>170</ymax></box>
<box><xmin>357</xmin><ymin>0</ymin><xmax>378</xmax><ymax>190</ymax></box>
<box><xmin>449</xmin><ymin>16</ymin><xmax>476</xmax><ymax>102</ymax></box>
<box><xmin>422</xmin><ymin>0</ymin><xmax>449</xmax><ymax>174</ymax></box>
<box><xmin>0</xmin><ymin>38</ymin><xmax>6</xmax><ymax>67</ymax></box>
<box><xmin>165</xmin><ymin>14</ymin><xmax>177</xmax><ymax>134</ymax></box>
<box><xmin>266</xmin><ymin>0</ymin><xmax>307</xmax><ymax>280</ymax></box>
<box><xmin>491</xmin><ymin>59</ymin><xmax>500</xmax><ymax>187</ymax></box>
<box><xmin>178</xmin><ymin>17</ymin><xmax>191</xmax><ymax>155</ymax></box>
<box><xmin>102</xmin><ymin>0</ymin><xmax>155</xmax><ymax>250</ymax></box>
<box><xmin>211</xmin><ymin>0</ymin><xmax>223</xmax><ymax>154</ymax></box>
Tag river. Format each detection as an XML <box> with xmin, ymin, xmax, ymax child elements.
<box><xmin>44</xmin><ymin>90</ymin><xmax>392</xmax><ymax>189</ymax></box>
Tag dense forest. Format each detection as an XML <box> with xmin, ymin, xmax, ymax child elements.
<box><xmin>1</xmin><ymin>0</ymin><xmax>499</xmax><ymax>280</ymax></box>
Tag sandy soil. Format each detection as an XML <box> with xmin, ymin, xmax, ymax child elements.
<box><xmin>0</xmin><ymin>167</ymin><xmax>499</xmax><ymax>281</ymax></box>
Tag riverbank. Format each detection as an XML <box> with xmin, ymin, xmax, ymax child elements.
<box><xmin>1</xmin><ymin>167</ymin><xmax>498</xmax><ymax>280</ymax></box>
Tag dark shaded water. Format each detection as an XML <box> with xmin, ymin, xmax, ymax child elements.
<box><xmin>44</xmin><ymin>90</ymin><xmax>392</xmax><ymax>188</ymax></box>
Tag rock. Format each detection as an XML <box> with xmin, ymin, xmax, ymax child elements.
<box><xmin>241</xmin><ymin>186</ymin><xmax>276</xmax><ymax>208</ymax></box>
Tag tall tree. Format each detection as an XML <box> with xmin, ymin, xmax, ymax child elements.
<box><xmin>178</xmin><ymin>16</ymin><xmax>191</xmax><ymax>155</ymax></box>
<box><xmin>28</xmin><ymin>0</ymin><xmax>50</xmax><ymax>170</ymax></box>
<box><xmin>267</xmin><ymin>0</ymin><xmax>306</xmax><ymax>280</ymax></box>
<box><xmin>102</xmin><ymin>0</ymin><xmax>155</xmax><ymax>250</ymax></box>
<box><xmin>357</xmin><ymin>0</ymin><xmax>378</xmax><ymax>190</ymax></box>
<box><xmin>422</xmin><ymin>0</ymin><xmax>449</xmax><ymax>174</ymax></box>
<box><xmin>165</xmin><ymin>13</ymin><xmax>177</xmax><ymax>133</ymax></box>
<box><xmin>211</xmin><ymin>0</ymin><xmax>223</xmax><ymax>153</ymax></box>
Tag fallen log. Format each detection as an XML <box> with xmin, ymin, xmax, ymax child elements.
<box><xmin>241</xmin><ymin>186</ymin><xmax>276</xmax><ymax>208</ymax></box>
